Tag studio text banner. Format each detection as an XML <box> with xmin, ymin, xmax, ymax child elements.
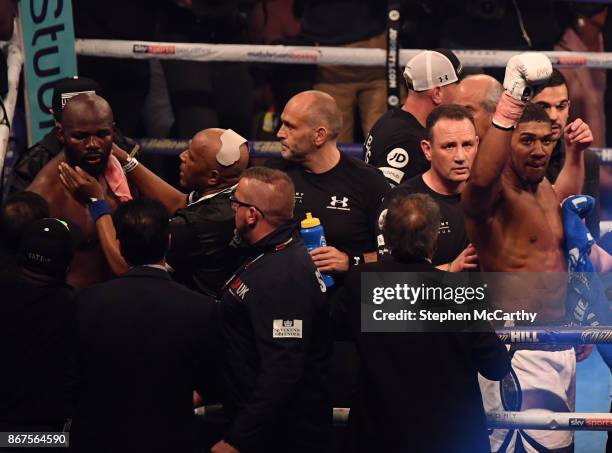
<box><xmin>19</xmin><ymin>0</ymin><xmax>77</xmax><ymax>145</ymax></box>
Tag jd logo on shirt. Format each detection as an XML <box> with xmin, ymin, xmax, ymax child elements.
<box><xmin>327</xmin><ymin>196</ymin><xmax>350</xmax><ymax>211</ymax></box>
<box><xmin>387</xmin><ymin>148</ymin><xmax>409</xmax><ymax>169</ymax></box>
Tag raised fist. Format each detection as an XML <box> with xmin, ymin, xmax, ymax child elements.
<box><xmin>504</xmin><ymin>53</ymin><xmax>553</xmax><ymax>102</ymax></box>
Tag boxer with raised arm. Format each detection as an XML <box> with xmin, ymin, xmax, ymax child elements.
<box><xmin>462</xmin><ymin>54</ymin><xmax>592</xmax><ymax>321</ymax></box>
<box><xmin>462</xmin><ymin>53</ymin><xmax>592</xmax><ymax>453</ymax></box>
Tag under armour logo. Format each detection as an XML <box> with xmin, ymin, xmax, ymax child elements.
<box><xmin>327</xmin><ymin>196</ymin><xmax>350</xmax><ymax>211</ymax></box>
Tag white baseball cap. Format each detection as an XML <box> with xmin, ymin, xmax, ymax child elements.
<box><xmin>403</xmin><ymin>48</ymin><xmax>463</xmax><ymax>92</ymax></box>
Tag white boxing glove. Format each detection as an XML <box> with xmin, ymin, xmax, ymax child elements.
<box><xmin>503</xmin><ymin>52</ymin><xmax>553</xmax><ymax>102</ymax></box>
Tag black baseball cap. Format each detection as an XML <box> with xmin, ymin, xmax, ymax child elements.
<box><xmin>17</xmin><ymin>218</ymin><xmax>75</xmax><ymax>279</ymax></box>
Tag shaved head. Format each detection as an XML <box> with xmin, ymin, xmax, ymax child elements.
<box><xmin>179</xmin><ymin>128</ymin><xmax>249</xmax><ymax>191</ymax></box>
<box><xmin>288</xmin><ymin>90</ymin><xmax>343</xmax><ymax>138</ymax></box>
<box><xmin>62</xmin><ymin>93</ymin><xmax>113</xmax><ymax>126</ymax></box>
<box><xmin>193</xmin><ymin>128</ymin><xmax>249</xmax><ymax>176</ymax></box>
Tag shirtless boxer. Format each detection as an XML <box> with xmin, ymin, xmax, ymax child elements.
<box><xmin>462</xmin><ymin>56</ymin><xmax>592</xmax><ymax>320</ymax></box>
<box><xmin>28</xmin><ymin>94</ymin><xmax>131</xmax><ymax>288</ymax></box>
<box><xmin>462</xmin><ymin>53</ymin><xmax>592</xmax><ymax>453</ymax></box>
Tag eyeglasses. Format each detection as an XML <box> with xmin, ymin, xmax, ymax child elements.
<box><xmin>229</xmin><ymin>192</ymin><xmax>265</xmax><ymax>218</ymax></box>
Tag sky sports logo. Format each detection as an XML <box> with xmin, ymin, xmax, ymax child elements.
<box><xmin>133</xmin><ymin>44</ymin><xmax>176</xmax><ymax>55</ymax></box>
<box><xmin>569</xmin><ymin>418</ymin><xmax>612</xmax><ymax>428</ymax></box>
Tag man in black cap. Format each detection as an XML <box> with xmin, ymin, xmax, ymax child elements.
<box><xmin>0</xmin><ymin>218</ymin><xmax>78</xmax><ymax>434</ymax></box>
<box><xmin>0</xmin><ymin>191</ymin><xmax>50</xmax><ymax>275</ymax></box>
<box><xmin>7</xmin><ymin>76</ymin><xmax>136</xmax><ymax>194</ymax></box>
<box><xmin>364</xmin><ymin>48</ymin><xmax>463</xmax><ymax>186</ymax></box>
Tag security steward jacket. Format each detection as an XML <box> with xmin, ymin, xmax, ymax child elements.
<box><xmin>219</xmin><ymin>221</ymin><xmax>332</xmax><ymax>453</ymax></box>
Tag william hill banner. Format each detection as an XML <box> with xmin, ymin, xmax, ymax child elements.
<box><xmin>19</xmin><ymin>0</ymin><xmax>77</xmax><ymax>145</ymax></box>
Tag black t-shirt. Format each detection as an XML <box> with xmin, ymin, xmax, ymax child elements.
<box><xmin>378</xmin><ymin>175</ymin><xmax>469</xmax><ymax>266</ymax></box>
<box><xmin>363</xmin><ymin>108</ymin><xmax>429</xmax><ymax>187</ymax></box>
<box><xmin>267</xmin><ymin>153</ymin><xmax>390</xmax><ymax>266</ymax></box>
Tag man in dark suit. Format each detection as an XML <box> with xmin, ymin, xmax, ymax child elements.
<box><xmin>337</xmin><ymin>193</ymin><xmax>511</xmax><ymax>453</ymax></box>
<box><xmin>71</xmin><ymin>198</ymin><xmax>218</xmax><ymax>453</ymax></box>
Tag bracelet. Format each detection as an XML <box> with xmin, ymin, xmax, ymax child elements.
<box><xmin>122</xmin><ymin>157</ymin><xmax>139</xmax><ymax>174</ymax></box>
<box><xmin>88</xmin><ymin>199</ymin><xmax>111</xmax><ymax>222</ymax></box>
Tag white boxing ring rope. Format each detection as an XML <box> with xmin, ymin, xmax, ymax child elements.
<box><xmin>195</xmin><ymin>406</ymin><xmax>612</xmax><ymax>431</ymax></box>
<box><xmin>76</xmin><ymin>38</ymin><xmax>612</xmax><ymax>69</ymax></box>
<box><xmin>5</xmin><ymin>38</ymin><xmax>612</xmax><ymax>170</ymax></box>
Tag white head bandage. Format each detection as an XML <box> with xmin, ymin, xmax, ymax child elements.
<box><xmin>217</xmin><ymin>129</ymin><xmax>247</xmax><ymax>166</ymax></box>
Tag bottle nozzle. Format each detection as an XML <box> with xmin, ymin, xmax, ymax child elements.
<box><xmin>301</xmin><ymin>212</ymin><xmax>320</xmax><ymax>228</ymax></box>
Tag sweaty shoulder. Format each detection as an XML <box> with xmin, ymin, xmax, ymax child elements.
<box><xmin>27</xmin><ymin>154</ymin><xmax>65</xmax><ymax>205</ymax></box>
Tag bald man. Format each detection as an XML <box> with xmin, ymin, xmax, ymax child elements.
<box><xmin>28</xmin><ymin>94</ymin><xmax>133</xmax><ymax>288</ymax></box>
<box><xmin>270</xmin><ymin>90</ymin><xmax>389</xmax><ymax>285</ymax></box>
<box><xmin>59</xmin><ymin>127</ymin><xmax>249</xmax><ymax>297</ymax></box>
<box><xmin>454</xmin><ymin>74</ymin><xmax>503</xmax><ymax>140</ymax></box>
<box><xmin>216</xmin><ymin>166</ymin><xmax>331</xmax><ymax>453</ymax></box>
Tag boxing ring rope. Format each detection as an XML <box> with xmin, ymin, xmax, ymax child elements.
<box><xmin>135</xmin><ymin>138</ymin><xmax>612</xmax><ymax>168</ymax></box>
<box><xmin>5</xmin><ymin>38</ymin><xmax>612</xmax><ymax>171</ymax></box>
<box><xmin>195</xmin><ymin>406</ymin><xmax>612</xmax><ymax>431</ymax></box>
<box><xmin>75</xmin><ymin>39</ymin><xmax>612</xmax><ymax>69</ymax></box>
<box><xmin>496</xmin><ymin>326</ymin><xmax>612</xmax><ymax>344</ymax></box>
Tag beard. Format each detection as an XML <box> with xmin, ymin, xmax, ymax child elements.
<box><xmin>69</xmin><ymin>152</ymin><xmax>110</xmax><ymax>178</ymax></box>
